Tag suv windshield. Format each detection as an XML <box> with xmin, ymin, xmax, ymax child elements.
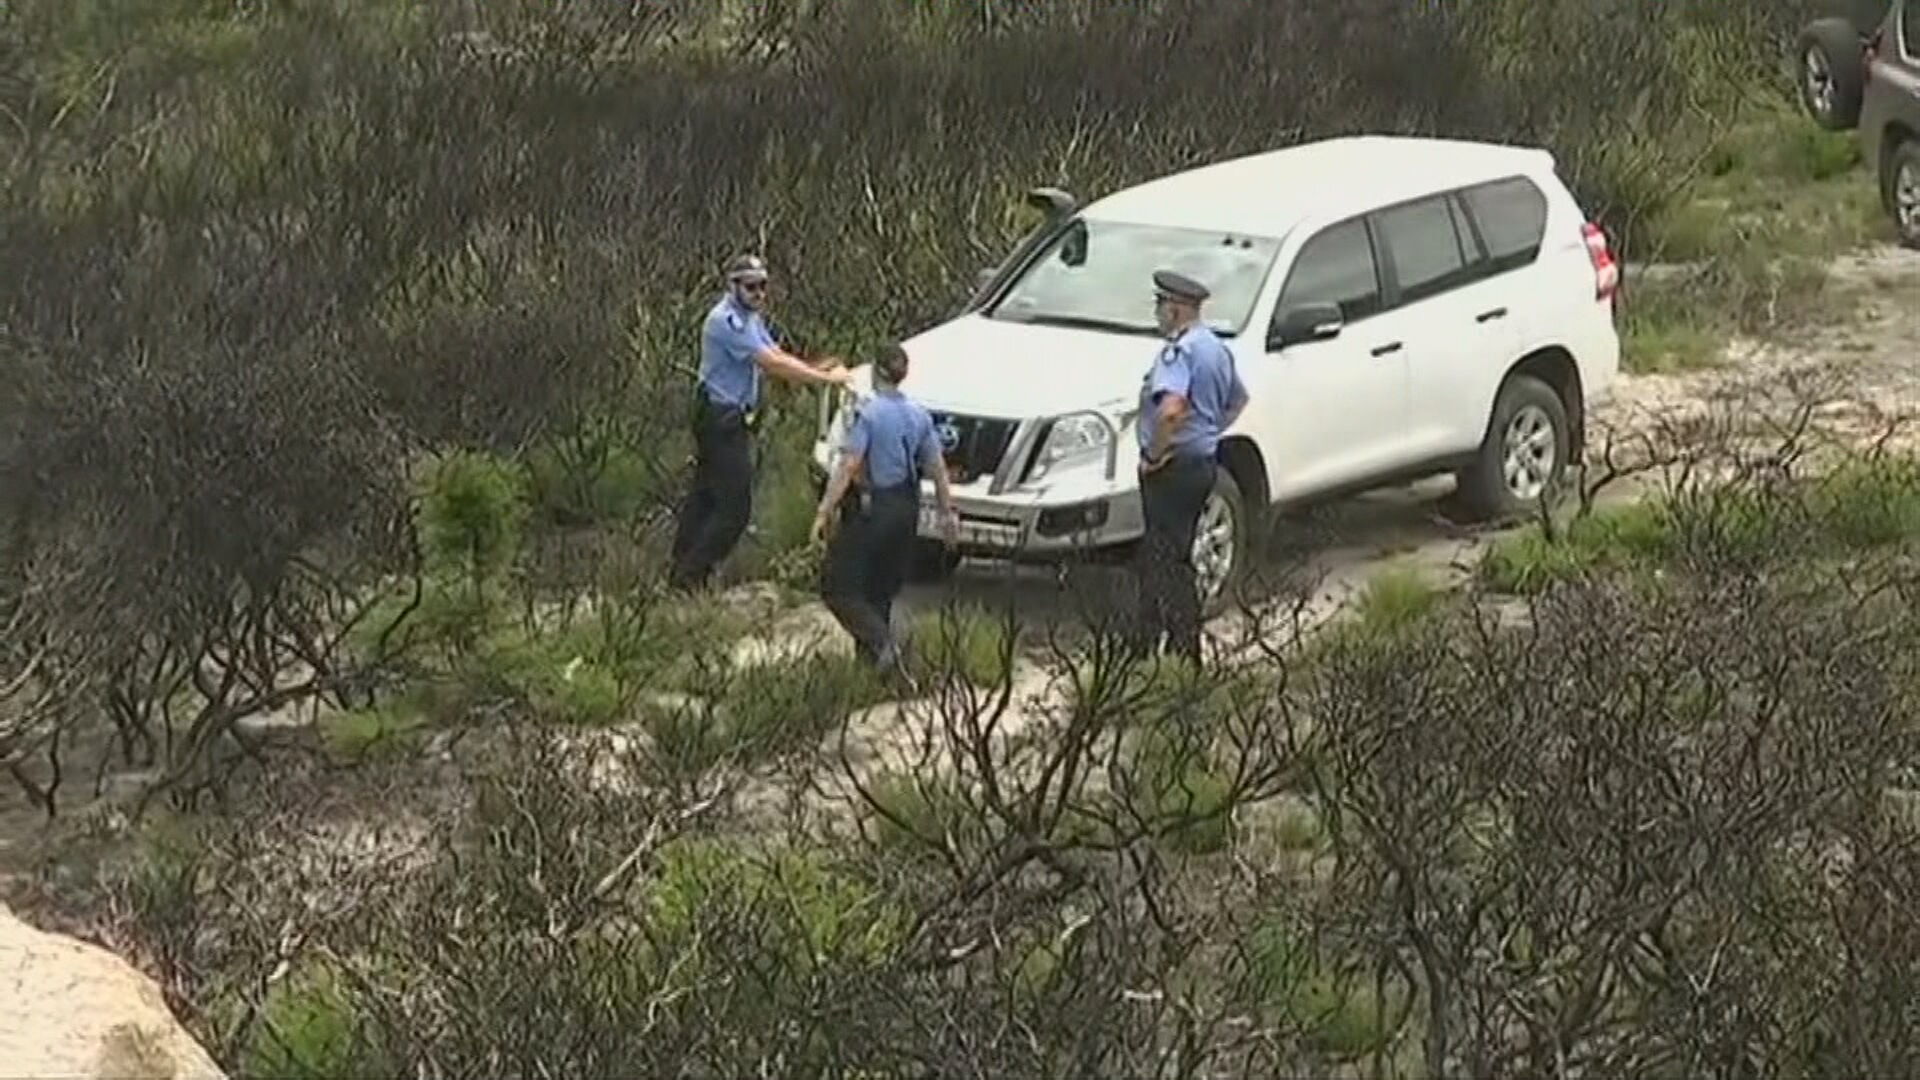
<box><xmin>986</xmin><ymin>218</ymin><xmax>1281</xmax><ymax>337</ymax></box>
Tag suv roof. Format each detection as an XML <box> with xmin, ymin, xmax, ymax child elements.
<box><xmin>1081</xmin><ymin>135</ymin><xmax>1558</xmax><ymax>238</ymax></box>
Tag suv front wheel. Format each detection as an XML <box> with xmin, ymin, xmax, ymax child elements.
<box><xmin>1455</xmin><ymin>374</ymin><xmax>1571</xmax><ymax>522</ymax></box>
<box><xmin>1194</xmin><ymin>467</ymin><xmax>1247</xmax><ymax>618</ymax></box>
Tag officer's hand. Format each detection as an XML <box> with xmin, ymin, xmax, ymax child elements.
<box><xmin>811</xmin><ymin>510</ymin><xmax>833</xmax><ymax>545</ymax></box>
<box><xmin>938</xmin><ymin>508</ymin><xmax>960</xmax><ymax>545</ymax></box>
<box><xmin>821</xmin><ymin>365</ymin><xmax>853</xmax><ymax>387</ymax></box>
<box><xmin>1139</xmin><ymin>455</ymin><xmax>1167</xmax><ymax>477</ymax></box>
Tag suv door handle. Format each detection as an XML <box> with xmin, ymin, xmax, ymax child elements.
<box><xmin>1475</xmin><ymin>307</ymin><xmax>1508</xmax><ymax>323</ymax></box>
<box><xmin>1370</xmin><ymin>342</ymin><xmax>1403</xmax><ymax>357</ymax></box>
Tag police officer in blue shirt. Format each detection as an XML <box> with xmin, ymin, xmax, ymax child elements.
<box><xmin>669</xmin><ymin>254</ymin><xmax>852</xmax><ymax>592</ymax></box>
<box><xmin>812</xmin><ymin>343</ymin><xmax>958</xmax><ymax>673</ymax></box>
<box><xmin>1132</xmin><ymin>268</ymin><xmax>1249</xmax><ymax>664</ymax></box>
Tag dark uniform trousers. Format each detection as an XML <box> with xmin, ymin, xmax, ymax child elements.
<box><xmin>821</xmin><ymin>482</ymin><xmax>919</xmax><ymax>665</ymax></box>
<box><xmin>1132</xmin><ymin>453</ymin><xmax>1214</xmax><ymax>663</ymax></box>
<box><xmin>670</xmin><ymin>393</ymin><xmax>755</xmax><ymax>590</ymax></box>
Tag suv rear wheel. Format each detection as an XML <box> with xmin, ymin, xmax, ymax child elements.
<box><xmin>1454</xmin><ymin>374</ymin><xmax>1571</xmax><ymax>522</ymax></box>
<box><xmin>1797</xmin><ymin>18</ymin><xmax>1866</xmax><ymax>130</ymax></box>
<box><xmin>1889</xmin><ymin>140</ymin><xmax>1920</xmax><ymax>250</ymax></box>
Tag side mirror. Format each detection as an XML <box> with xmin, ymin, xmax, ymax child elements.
<box><xmin>1058</xmin><ymin>223</ymin><xmax>1088</xmax><ymax>267</ymax></box>
<box><xmin>1024</xmin><ymin>186</ymin><xmax>1077</xmax><ymax>220</ymax></box>
<box><xmin>1268</xmin><ymin>302</ymin><xmax>1345</xmax><ymax>350</ymax></box>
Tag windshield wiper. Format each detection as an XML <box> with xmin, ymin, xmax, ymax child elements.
<box><xmin>1004</xmin><ymin>312</ymin><xmax>1155</xmax><ymax>335</ymax></box>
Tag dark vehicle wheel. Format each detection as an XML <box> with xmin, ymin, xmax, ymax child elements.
<box><xmin>1889</xmin><ymin>140</ymin><xmax>1920</xmax><ymax>250</ymax></box>
<box><xmin>1796</xmin><ymin>18</ymin><xmax>1866</xmax><ymax>131</ymax></box>
<box><xmin>1194</xmin><ymin>467</ymin><xmax>1247</xmax><ymax>619</ymax></box>
<box><xmin>1454</xmin><ymin>374</ymin><xmax>1571</xmax><ymax>523</ymax></box>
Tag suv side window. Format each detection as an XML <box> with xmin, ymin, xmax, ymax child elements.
<box><xmin>1904</xmin><ymin>0</ymin><xmax>1919</xmax><ymax>58</ymax></box>
<box><xmin>1457</xmin><ymin>176</ymin><xmax>1549</xmax><ymax>274</ymax></box>
<box><xmin>1372</xmin><ymin>193</ymin><xmax>1475</xmax><ymax>306</ymax></box>
<box><xmin>1273</xmin><ymin>217</ymin><xmax>1384</xmax><ymax>327</ymax></box>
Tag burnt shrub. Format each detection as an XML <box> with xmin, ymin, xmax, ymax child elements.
<box><xmin>0</xmin><ymin>0</ymin><xmax>1812</xmax><ymax>808</ymax></box>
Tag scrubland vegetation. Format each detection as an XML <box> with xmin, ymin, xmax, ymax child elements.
<box><xmin>6</xmin><ymin>1</ymin><xmax>1920</xmax><ymax>1076</ymax></box>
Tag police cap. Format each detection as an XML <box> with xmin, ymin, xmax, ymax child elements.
<box><xmin>725</xmin><ymin>253</ymin><xmax>770</xmax><ymax>284</ymax></box>
<box><xmin>1152</xmin><ymin>269</ymin><xmax>1210</xmax><ymax>304</ymax></box>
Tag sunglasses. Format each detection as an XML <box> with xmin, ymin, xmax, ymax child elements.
<box><xmin>737</xmin><ymin>279</ymin><xmax>769</xmax><ymax>294</ymax></box>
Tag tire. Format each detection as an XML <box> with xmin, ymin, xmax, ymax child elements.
<box><xmin>904</xmin><ymin>539</ymin><xmax>961</xmax><ymax>584</ymax></box>
<box><xmin>1454</xmin><ymin>374</ymin><xmax>1572</xmax><ymax>523</ymax></box>
<box><xmin>1796</xmin><ymin>19</ymin><xmax>1865</xmax><ymax>131</ymax></box>
<box><xmin>1194</xmin><ymin>466</ymin><xmax>1247</xmax><ymax>619</ymax></box>
<box><xmin>1888</xmin><ymin>140</ymin><xmax>1920</xmax><ymax>250</ymax></box>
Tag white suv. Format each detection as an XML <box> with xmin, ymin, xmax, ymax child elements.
<box><xmin>811</xmin><ymin>135</ymin><xmax>1622</xmax><ymax>611</ymax></box>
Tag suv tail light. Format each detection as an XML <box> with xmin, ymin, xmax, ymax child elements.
<box><xmin>1582</xmin><ymin>222</ymin><xmax>1619</xmax><ymax>304</ymax></box>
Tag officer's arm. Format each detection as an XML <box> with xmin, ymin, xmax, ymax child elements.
<box><xmin>1224</xmin><ymin>357</ymin><xmax>1250</xmax><ymax>428</ymax></box>
<box><xmin>815</xmin><ymin>414</ymin><xmax>869</xmax><ymax>527</ymax></box>
<box><xmin>1146</xmin><ymin>353</ymin><xmax>1193</xmax><ymax>464</ymax></box>
<box><xmin>817</xmin><ymin>452</ymin><xmax>862</xmax><ymax>523</ymax></box>
<box><xmin>728</xmin><ymin>313</ymin><xmax>844</xmax><ymax>386</ymax></box>
<box><xmin>753</xmin><ymin>343</ymin><xmax>842</xmax><ymax>386</ymax></box>
<box><xmin>920</xmin><ymin>425</ymin><xmax>956</xmax><ymax>518</ymax></box>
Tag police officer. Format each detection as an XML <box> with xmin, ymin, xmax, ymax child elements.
<box><xmin>669</xmin><ymin>254</ymin><xmax>852</xmax><ymax>592</ymax></box>
<box><xmin>1131</xmin><ymin>268</ymin><xmax>1249</xmax><ymax>664</ymax></box>
<box><xmin>812</xmin><ymin>343</ymin><xmax>958</xmax><ymax>673</ymax></box>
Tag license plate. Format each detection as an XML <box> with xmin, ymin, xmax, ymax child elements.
<box><xmin>918</xmin><ymin>503</ymin><xmax>1018</xmax><ymax>549</ymax></box>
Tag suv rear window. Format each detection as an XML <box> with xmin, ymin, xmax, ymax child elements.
<box><xmin>1372</xmin><ymin>194</ymin><xmax>1472</xmax><ymax>304</ymax></box>
<box><xmin>1457</xmin><ymin>176</ymin><xmax>1549</xmax><ymax>273</ymax></box>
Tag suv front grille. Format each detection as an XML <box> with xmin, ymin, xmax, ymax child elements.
<box><xmin>928</xmin><ymin>412</ymin><xmax>1016</xmax><ymax>485</ymax></box>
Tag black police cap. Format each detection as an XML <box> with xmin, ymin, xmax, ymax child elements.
<box><xmin>1152</xmin><ymin>269</ymin><xmax>1210</xmax><ymax>304</ymax></box>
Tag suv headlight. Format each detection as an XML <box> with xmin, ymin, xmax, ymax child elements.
<box><xmin>1028</xmin><ymin>411</ymin><xmax>1115</xmax><ymax>483</ymax></box>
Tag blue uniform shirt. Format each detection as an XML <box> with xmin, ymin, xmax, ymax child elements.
<box><xmin>841</xmin><ymin>388</ymin><xmax>940</xmax><ymax>490</ymax></box>
<box><xmin>1135</xmin><ymin>323</ymin><xmax>1248</xmax><ymax>461</ymax></box>
<box><xmin>699</xmin><ymin>294</ymin><xmax>775</xmax><ymax>410</ymax></box>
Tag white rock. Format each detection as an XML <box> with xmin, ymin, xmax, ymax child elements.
<box><xmin>0</xmin><ymin>902</ymin><xmax>225</xmax><ymax>1079</ymax></box>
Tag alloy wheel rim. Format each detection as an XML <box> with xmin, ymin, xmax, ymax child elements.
<box><xmin>1192</xmin><ymin>492</ymin><xmax>1236</xmax><ymax>604</ymax></box>
<box><xmin>1502</xmin><ymin>404</ymin><xmax>1557</xmax><ymax>502</ymax></box>
<box><xmin>1897</xmin><ymin>161</ymin><xmax>1920</xmax><ymax>238</ymax></box>
<box><xmin>1804</xmin><ymin>47</ymin><xmax>1834</xmax><ymax>117</ymax></box>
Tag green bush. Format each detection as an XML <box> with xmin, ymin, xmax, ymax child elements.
<box><xmin>1481</xmin><ymin>501</ymin><xmax>1675</xmax><ymax>593</ymax></box>
<box><xmin>485</xmin><ymin>632</ymin><xmax>629</xmax><ymax>727</ymax></box>
<box><xmin>1123</xmin><ymin>716</ymin><xmax>1237</xmax><ymax>855</ymax></box>
<box><xmin>241</xmin><ymin>960</ymin><xmax>384</xmax><ymax>1079</ymax></box>
<box><xmin>1813</xmin><ymin>457</ymin><xmax>1920</xmax><ymax>548</ymax></box>
<box><xmin>1350</xmin><ymin>566</ymin><xmax>1445</xmax><ymax>636</ymax></box>
<box><xmin>911</xmin><ymin>603</ymin><xmax>1016</xmax><ymax>687</ymax></box>
<box><xmin>1247</xmin><ymin>917</ymin><xmax>1408</xmax><ymax>1060</ymax></box>
<box><xmin>414</xmin><ymin>449</ymin><xmax>530</xmax><ymax>586</ymax></box>
<box><xmin>864</xmin><ymin>769</ymin><xmax>984</xmax><ymax>855</ymax></box>
<box><xmin>707</xmin><ymin>654</ymin><xmax>890</xmax><ymax>762</ymax></box>
<box><xmin>646</xmin><ymin>840</ymin><xmax>907</xmax><ymax>975</ymax></box>
<box><xmin>523</xmin><ymin>436</ymin><xmax>660</xmax><ymax>528</ymax></box>
<box><xmin>319</xmin><ymin>700</ymin><xmax>428</xmax><ymax>762</ymax></box>
<box><xmin>1776</xmin><ymin>123</ymin><xmax>1864</xmax><ymax>183</ymax></box>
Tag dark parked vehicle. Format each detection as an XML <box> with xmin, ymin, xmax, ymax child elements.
<box><xmin>1797</xmin><ymin>0</ymin><xmax>1920</xmax><ymax>246</ymax></box>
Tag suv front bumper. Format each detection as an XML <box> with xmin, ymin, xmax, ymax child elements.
<box><xmin>808</xmin><ymin>438</ymin><xmax>1146</xmax><ymax>560</ymax></box>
